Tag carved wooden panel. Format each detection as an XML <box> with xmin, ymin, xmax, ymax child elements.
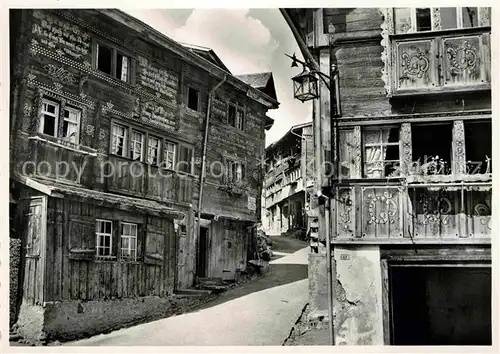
<box><xmin>335</xmin><ymin>187</ymin><xmax>355</xmax><ymax>238</ymax></box>
<box><xmin>411</xmin><ymin>187</ymin><xmax>460</xmax><ymax>238</ymax></box>
<box><xmin>478</xmin><ymin>7</ymin><xmax>491</xmax><ymax>26</ymax></box>
<box><xmin>396</xmin><ymin>39</ymin><xmax>436</xmax><ymax>90</ymax></box>
<box><xmin>361</xmin><ymin>186</ymin><xmax>404</xmax><ymax>239</ymax></box>
<box><xmin>466</xmin><ymin>187</ymin><xmax>491</xmax><ymax>238</ymax></box>
<box><xmin>443</xmin><ymin>35</ymin><xmax>482</xmax><ymax>86</ymax></box>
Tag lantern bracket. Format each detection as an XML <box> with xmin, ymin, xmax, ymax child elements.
<box><xmin>285</xmin><ymin>53</ymin><xmax>334</xmax><ymax>91</ymax></box>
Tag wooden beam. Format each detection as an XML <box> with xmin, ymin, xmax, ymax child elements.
<box><xmin>12</xmin><ymin>173</ymin><xmax>64</xmax><ymax>198</ymax></box>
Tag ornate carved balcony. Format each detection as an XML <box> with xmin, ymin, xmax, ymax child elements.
<box><xmin>333</xmin><ymin>183</ymin><xmax>491</xmax><ymax>244</ymax></box>
<box><xmin>388</xmin><ymin>28</ymin><xmax>491</xmax><ymax>96</ymax></box>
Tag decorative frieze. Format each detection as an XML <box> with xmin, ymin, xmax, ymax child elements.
<box><xmin>453</xmin><ymin>120</ymin><xmax>466</xmax><ymax>175</ymax></box>
<box><xmin>432</xmin><ymin>8</ymin><xmax>441</xmax><ymax>30</ymax></box>
<box><xmin>86</xmin><ymin>124</ymin><xmax>95</xmax><ymax>137</ymax></box>
<box><xmin>400</xmin><ymin>123</ymin><xmax>412</xmax><ymax>175</ymax></box>
<box><xmin>43</xmin><ymin>63</ymin><xmax>78</xmax><ymax>85</ymax></box>
<box><xmin>379</xmin><ymin>8</ymin><xmax>393</xmax><ymax>96</ymax></box>
<box><xmin>352</xmin><ymin>126</ymin><xmax>362</xmax><ymax>178</ymax></box>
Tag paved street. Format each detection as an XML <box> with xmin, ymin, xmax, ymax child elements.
<box><xmin>67</xmin><ymin>236</ymin><xmax>308</xmax><ymax>346</ymax></box>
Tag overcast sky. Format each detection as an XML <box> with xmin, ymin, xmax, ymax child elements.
<box><xmin>124</xmin><ymin>9</ymin><xmax>312</xmax><ymax>146</ymax></box>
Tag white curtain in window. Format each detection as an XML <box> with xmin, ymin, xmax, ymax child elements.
<box><xmin>365</xmin><ymin>129</ymin><xmax>390</xmax><ymax>178</ymax></box>
<box><xmin>130</xmin><ymin>131</ymin><xmax>143</xmax><ymax>160</ymax></box>
<box><xmin>121</xmin><ymin>56</ymin><xmax>129</xmax><ymax>82</ymax></box>
<box><xmin>112</xmin><ymin>125</ymin><xmax>125</xmax><ymax>155</ymax></box>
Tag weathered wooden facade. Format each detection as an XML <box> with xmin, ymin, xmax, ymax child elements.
<box><xmin>262</xmin><ymin>122</ymin><xmax>313</xmax><ymax>236</ymax></box>
<box><xmin>283</xmin><ymin>7</ymin><xmax>491</xmax><ymax>345</ymax></box>
<box><xmin>9</xmin><ymin>9</ymin><xmax>278</xmax><ymax>342</ymax></box>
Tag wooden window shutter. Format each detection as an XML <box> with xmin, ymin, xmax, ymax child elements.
<box><xmin>178</xmin><ymin>145</ymin><xmax>193</xmax><ymax>174</ymax></box>
<box><xmin>114</xmin><ymin>220</ymin><xmax>121</xmax><ymax>259</ymax></box>
<box><xmin>137</xmin><ymin>222</ymin><xmax>145</xmax><ymax>262</ymax></box>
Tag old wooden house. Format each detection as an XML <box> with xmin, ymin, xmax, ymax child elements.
<box><xmin>9</xmin><ymin>9</ymin><xmax>278</xmax><ymax>342</ymax></box>
<box><xmin>262</xmin><ymin>122</ymin><xmax>313</xmax><ymax>236</ymax></box>
<box><xmin>283</xmin><ymin>7</ymin><xmax>491</xmax><ymax>345</ymax></box>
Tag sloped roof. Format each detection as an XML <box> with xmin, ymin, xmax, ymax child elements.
<box><xmin>180</xmin><ymin>42</ymin><xmax>232</xmax><ymax>74</ymax></box>
<box><xmin>266</xmin><ymin>121</ymin><xmax>312</xmax><ymax>152</ymax></box>
<box><xmin>236</xmin><ymin>72</ymin><xmax>277</xmax><ymax>100</ymax></box>
<box><xmin>236</xmin><ymin>72</ymin><xmax>272</xmax><ymax>89</ymax></box>
<box><xmin>13</xmin><ymin>174</ymin><xmax>186</xmax><ymax>219</ymax></box>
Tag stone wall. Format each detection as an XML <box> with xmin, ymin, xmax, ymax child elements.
<box><xmin>308</xmin><ymin>245</ymin><xmax>384</xmax><ymax>345</ymax></box>
<box><xmin>10</xmin><ymin>238</ymin><xmax>22</xmax><ymax>328</ymax></box>
<box><xmin>17</xmin><ymin>295</ymin><xmax>215</xmax><ymax>344</ymax></box>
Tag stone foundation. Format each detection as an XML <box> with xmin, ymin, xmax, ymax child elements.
<box><xmin>16</xmin><ymin>295</ymin><xmax>213</xmax><ymax>344</ymax></box>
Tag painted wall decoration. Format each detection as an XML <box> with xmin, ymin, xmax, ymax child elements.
<box><xmin>211</xmin><ymin>96</ymin><xmax>227</xmax><ymax>122</ymax></box>
<box><xmin>43</xmin><ymin>63</ymin><xmax>78</xmax><ymax>85</ymax></box>
<box><xmin>141</xmin><ymin>101</ymin><xmax>177</xmax><ymax>131</ymax></box>
<box><xmin>32</xmin><ymin>10</ymin><xmax>91</xmax><ymax>61</ymax></box>
<box><xmin>137</xmin><ymin>56</ymin><xmax>178</xmax><ymax>101</ymax></box>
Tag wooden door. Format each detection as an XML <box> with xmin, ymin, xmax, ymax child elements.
<box><xmin>21</xmin><ymin>197</ymin><xmax>46</xmax><ymax>305</ymax></box>
<box><xmin>196</xmin><ymin>227</ymin><xmax>209</xmax><ymax>278</ymax></box>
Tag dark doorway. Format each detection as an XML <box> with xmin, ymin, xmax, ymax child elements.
<box><xmin>196</xmin><ymin>226</ymin><xmax>209</xmax><ymax>278</ymax></box>
<box><xmin>389</xmin><ymin>265</ymin><xmax>491</xmax><ymax>345</ymax></box>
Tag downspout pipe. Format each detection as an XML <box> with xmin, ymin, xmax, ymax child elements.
<box><xmin>195</xmin><ymin>75</ymin><xmax>227</xmax><ymax>279</ymax></box>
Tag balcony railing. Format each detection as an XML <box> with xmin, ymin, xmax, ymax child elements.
<box><xmin>390</xmin><ymin>28</ymin><xmax>491</xmax><ymax>95</ymax></box>
<box><xmin>332</xmin><ymin>183</ymin><xmax>491</xmax><ymax>244</ymax></box>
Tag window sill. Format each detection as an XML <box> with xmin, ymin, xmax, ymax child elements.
<box><xmin>389</xmin><ymin>26</ymin><xmax>490</xmax><ymax>39</ymax></box>
<box><xmin>95</xmin><ymin>69</ymin><xmax>132</xmax><ymax>86</ymax></box>
<box><xmin>28</xmin><ymin>135</ymin><xmax>97</xmax><ymax>156</ymax></box>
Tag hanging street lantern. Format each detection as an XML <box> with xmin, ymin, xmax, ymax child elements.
<box><xmin>291</xmin><ymin>64</ymin><xmax>319</xmax><ymax>103</ymax></box>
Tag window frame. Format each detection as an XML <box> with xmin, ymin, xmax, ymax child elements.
<box><xmin>129</xmin><ymin>129</ymin><xmax>145</xmax><ymax>162</ymax></box>
<box><xmin>38</xmin><ymin>98</ymin><xmax>83</xmax><ymax>144</ymax></box>
<box><xmin>393</xmin><ymin>7</ymin><xmax>482</xmax><ymax>34</ymax></box>
<box><xmin>362</xmin><ymin>126</ymin><xmax>401</xmax><ymax>179</ymax></box>
<box><xmin>93</xmin><ymin>40</ymin><xmax>134</xmax><ymax>84</ymax></box>
<box><xmin>147</xmin><ymin>135</ymin><xmax>161</xmax><ymax>166</ymax></box>
<box><xmin>39</xmin><ymin>98</ymin><xmax>60</xmax><ymax>137</ymax></box>
<box><xmin>226</xmin><ymin>160</ymin><xmax>246</xmax><ymax>183</ymax></box>
<box><xmin>187</xmin><ymin>86</ymin><xmax>200</xmax><ymax>112</ymax></box>
<box><xmin>177</xmin><ymin>144</ymin><xmax>194</xmax><ymax>175</ymax></box>
<box><xmin>62</xmin><ymin>105</ymin><xmax>81</xmax><ymax>144</ymax></box>
<box><xmin>120</xmin><ymin>222</ymin><xmax>138</xmax><ymax>262</ymax></box>
<box><xmin>109</xmin><ymin>119</ymin><xmax>197</xmax><ymax>174</ymax></box>
<box><xmin>227</xmin><ymin>102</ymin><xmax>245</xmax><ymax>130</ymax></box>
<box><xmin>111</xmin><ymin>122</ymin><xmax>129</xmax><ymax>158</ymax></box>
<box><xmin>95</xmin><ymin>219</ymin><xmax>113</xmax><ymax>259</ymax></box>
<box><xmin>163</xmin><ymin>140</ymin><xmax>177</xmax><ymax>170</ymax></box>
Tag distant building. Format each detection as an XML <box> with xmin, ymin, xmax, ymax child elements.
<box><xmin>261</xmin><ymin>122</ymin><xmax>313</xmax><ymax>236</ymax></box>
